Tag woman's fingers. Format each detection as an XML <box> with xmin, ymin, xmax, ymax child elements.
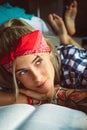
<box><xmin>19</xmin><ymin>89</ymin><xmax>47</xmax><ymax>100</ymax></box>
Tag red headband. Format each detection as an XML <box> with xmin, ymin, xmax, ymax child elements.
<box><xmin>0</xmin><ymin>30</ymin><xmax>51</xmax><ymax>72</ymax></box>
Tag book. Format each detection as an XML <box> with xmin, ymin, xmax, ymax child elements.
<box><xmin>0</xmin><ymin>103</ymin><xmax>87</xmax><ymax>130</ymax></box>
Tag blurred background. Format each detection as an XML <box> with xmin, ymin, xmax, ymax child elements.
<box><xmin>0</xmin><ymin>0</ymin><xmax>87</xmax><ymax>37</ymax></box>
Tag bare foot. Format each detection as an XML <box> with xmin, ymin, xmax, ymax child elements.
<box><xmin>65</xmin><ymin>0</ymin><xmax>77</xmax><ymax>35</ymax></box>
<box><xmin>48</xmin><ymin>13</ymin><xmax>69</xmax><ymax>44</ymax></box>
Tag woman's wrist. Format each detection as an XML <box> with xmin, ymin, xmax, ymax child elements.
<box><xmin>27</xmin><ymin>96</ymin><xmax>33</xmax><ymax>105</ymax></box>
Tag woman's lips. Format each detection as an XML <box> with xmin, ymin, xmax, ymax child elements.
<box><xmin>36</xmin><ymin>79</ymin><xmax>50</xmax><ymax>94</ymax></box>
<box><xmin>36</xmin><ymin>81</ymin><xmax>46</xmax><ymax>89</ymax></box>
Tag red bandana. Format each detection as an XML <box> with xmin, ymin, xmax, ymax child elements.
<box><xmin>0</xmin><ymin>30</ymin><xmax>51</xmax><ymax>72</ymax></box>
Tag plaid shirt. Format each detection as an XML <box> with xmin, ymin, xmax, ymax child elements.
<box><xmin>56</xmin><ymin>45</ymin><xmax>87</xmax><ymax>89</ymax></box>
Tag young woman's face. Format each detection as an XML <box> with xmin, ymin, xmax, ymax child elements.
<box><xmin>15</xmin><ymin>53</ymin><xmax>55</xmax><ymax>98</ymax></box>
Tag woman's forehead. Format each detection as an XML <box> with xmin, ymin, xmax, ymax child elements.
<box><xmin>16</xmin><ymin>53</ymin><xmax>50</xmax><ymax>62</ymax></box>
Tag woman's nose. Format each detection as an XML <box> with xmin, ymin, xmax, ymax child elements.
<box><xmin>31</xmin><ymin>68</ymin><xmax>42</xmax><ymax>82</ymax></box>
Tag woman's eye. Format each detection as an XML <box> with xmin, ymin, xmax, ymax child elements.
<box><xmin>19</xmin><ymin>70</ymin><xmax>28</xmax><ymax>75</ymax></box>
<box><xmin>36</xmin><ymin>59</ymin><xmax>42</xmax><ymax>65</ymax></box>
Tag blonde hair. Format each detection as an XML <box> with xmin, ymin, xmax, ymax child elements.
<box><xmin>46</xmin><ymin>39</ymin><xmax>61</xmax><ymax>84</ymax></box>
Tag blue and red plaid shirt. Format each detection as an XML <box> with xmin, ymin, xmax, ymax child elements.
<box><xmin>56</xmin><ymin>45</ymin><xmax>87</xmax><ymax>89</ymax></box>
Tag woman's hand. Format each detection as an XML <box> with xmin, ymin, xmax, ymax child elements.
<box><xmin>19</xmin><ymin>85</ymin><xmax>60</xmax><ymax>105</ymax></box>
<box><xmin>19</xmin><ymin>88</ymin><xmax>48</xmax><ymax>105</ymax></box>
<box><xmin>19</xmin><ymin>89</ymin><xmax>47</xmax><ymax>100</ymax></box>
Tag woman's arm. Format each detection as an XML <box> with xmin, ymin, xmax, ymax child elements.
<box><xmin>19</xmin><ymin>86</ymin><xmax>87</xmax><ymax>113</ymax></box>
<box><xmin>56</xmin><ymin>86</ymin><xmax>87</xmax><ymax>113</ymax></box>
<box><xmin>0</xmin><ymin>91</ymin><xmax>15</xmax><ymax>106</ymax></box>
<box><xmin>0</xmin><ymin>91</ymin><xmax>28</xmax><ymax>106</ymax></box>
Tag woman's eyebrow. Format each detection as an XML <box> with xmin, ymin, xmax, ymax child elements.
<box><xmin>32</xmin><ymin>55</ymin><xmax>40</xmax><ymax>63</ymax></box>
<box><xmin>15</xmin><ymin>55</ymin><xmax>40</xmax><ymax>73</ymax></box>
<box><xmin>15</xmin><ymin>68</ymin><xmax>25</xmax><ymax>73</ymax></box>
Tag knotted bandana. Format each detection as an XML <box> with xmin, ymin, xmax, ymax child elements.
<box><xmin>0</xmin><ymin>30</ymin><xmax>51</xmax><ymax>72</ymax></box>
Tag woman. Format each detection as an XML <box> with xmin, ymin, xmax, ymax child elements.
<box><xmin>0</xmin><ymin>18</ymin><xmax>87</xmax><ymax>113</ymax></box>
